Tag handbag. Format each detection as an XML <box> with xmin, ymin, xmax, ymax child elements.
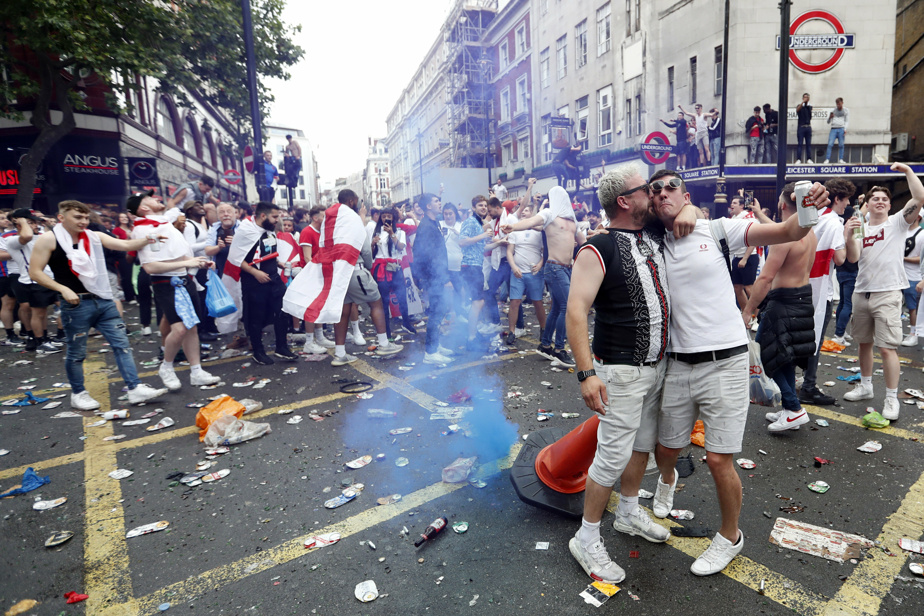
<box><xmin>748</xmin><ymin>335</ymin><xmax>781</xmax><ymax>407</ymax></box>
<box><xmin>205</xmin><ymin>270</ymin><xmax>237</xmax><ymax>318</ymax></box>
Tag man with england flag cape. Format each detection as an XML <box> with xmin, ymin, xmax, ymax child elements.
<box><xmin>283</xmin><ymin>189</ymin><xmax>404</xmax><ymax>365</ymax></box>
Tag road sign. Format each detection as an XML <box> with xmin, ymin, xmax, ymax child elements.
<box><xmin>224</xmin><ymin>169</ymin><xmax>242</xmax><ymax>185</ymax></box>
<box><xmin>243</xmin><ymin>145</ymin><xmax>255</xmax><ymax>173</ymax></box>
<box><xmin>775</xmin><ymin>10</ymin><xmax>855</xmax><ymax>74</ymax></box>
<box><xmin>640</xmin><ymin>132</ymin><xmax>673</xmax><ymax>165</ymax></box>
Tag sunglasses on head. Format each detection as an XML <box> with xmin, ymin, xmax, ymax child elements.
<box><xmin>650</xmin><ymin>178</ymin><xmax>683</xmax><ymax>192</ymax></box>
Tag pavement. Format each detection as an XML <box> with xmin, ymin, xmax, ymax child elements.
<box><xmin>1</xmin><ymin>307</ymin><xmax>924</xmax><ymax>616</ymax></box>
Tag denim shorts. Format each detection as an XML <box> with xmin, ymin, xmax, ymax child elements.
<box><xmin>509</xmin><ymin>270</ymin><xmax>544</xmax><ymax>301</ymax></box>
<box><xmin>904</xmin><ymin>282</ymin><xmax>921</xmax><ymax>312</ymax></box>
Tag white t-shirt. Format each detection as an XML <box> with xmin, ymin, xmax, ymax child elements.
<box><xmin>131</xmin><ymin>216</ymin><xmax>193</xmax><ymax>277</ymax></box>
<box><xmin>4</xmin><ymin>234</ymin><xmax>52</xmax><ymax>284</ymax></box>
<box><xmin>730</xmin><ymin>211</ymin><xmax>754</xmax><ymax>257</ymax></box>
<box><xmin>440</xmin><ymin>221</ymin><xmax>462</xmax><ymax>271</ymax></box>
<box><xmin>904</xmin><ymin>226</ymin><xmax>924</xmax><ymax>282</ymax></box>
<box><xmin>365</xmin><ymin>220</ymin><xmax>377</xmax><ymax>244</ymax></box>
<box><xmin>664</xmin><ymin>219</ymin><xmax>753</xmax><ymax>353</ymax></box>
<box><xmin>855</xmin><ymin>212</ymin><xmax>910</xmax><ymax>293</ymax></box>
<box><xmin>372</xmin><ymin>228</ymin><xmax>406</xmax><ymax>261</ymax></box>
<box><xmin>494</xmin><ymin>184</ymin><xmax>508</xmax><ymax>201</ymax></box>
<box><xmin>508</xmin><ymin>227</ymin><xmax>544</xmax><ymax>273</ymax></box>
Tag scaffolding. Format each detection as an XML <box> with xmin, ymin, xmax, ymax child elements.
<box><xmin>445</xmin><ymin>0</ymin><xmax>497</xmax><ymax>168</ymax></box>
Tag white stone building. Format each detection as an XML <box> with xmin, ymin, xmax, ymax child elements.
<box><xmin>364</xmin><ymin>138</ymin><xmax>391</xmax><ymax>207</ymax></box>
<box><xmin>264</xmin><ymin>125</ymin><xmax>320</xmax><ymax>207</ymax></box>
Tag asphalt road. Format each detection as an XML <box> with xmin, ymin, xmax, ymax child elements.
<box><xmin>1</xmin><ymin>305</ymin><xmax>924</xmax><ymax>616</ymax></box>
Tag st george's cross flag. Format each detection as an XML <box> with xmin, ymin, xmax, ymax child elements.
<box><xmin>282</xmin><ymin>203</ymin><xmax>365</xmax><ymax>324</ymax></box>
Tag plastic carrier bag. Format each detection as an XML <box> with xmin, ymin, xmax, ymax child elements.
<box><xmin>749</xmin><ymin>337</ymin><xmax>781</xmax><ymax>407</ymax></box>
<box><xmin>205</xmin><ymin>270</ymin><xmax>237</xmax><ymax>318</ymax></box>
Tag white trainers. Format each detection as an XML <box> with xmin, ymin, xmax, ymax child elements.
<box><xmin>838</xmin><ymin>159</ymin><xmax>846</xmax><ymax>164</ymax></box>
<box><xmin>436</xmin><ymin>345</ymin><xmax>456</xmax><ymax>357</ymax></box>
<box><xmin>158</xmin><ymin>364</ymin><xmax>182</xmax><ymax>391</ymax></box>
<box><xmin>423</xmin><ymin>352</ymin><xmax>452</xmax><ymax>365</ymax></box>
<box><xmin>347</xmin><ymin>331</ymin><xmax>367</xmax><ymax>346</ymax></box>
<box><xmin>844</xmin><ymin>383</ymin><xmax>874</xmax><ymax>401</ymax></box>
<box><xmin>70</xmin><ymin>390</ymin><xmax>100</xmax><ymax>411</ymax></box>
<box><xmin>795</xmin><ymin>159</ymin><xmax>801</xmax><ymax>165</ymax></box>
<box><xmin>302</xmin><ymin>341</ymin><xmax>328</xmax><ymax>355</ymax></box>
<box><xmin>901</xmin><ymin>334</ymin><xmax>919</xmax><ymax>347</ymax></box>
<box><xmin>141</xmin><ymin>326</ymin><xmax>152</xmax><ymax>336</ymax></box>
<box><xmin>764</xmin><ymin>410</ymin><xmax>801</xmax><ymax>429</ymax></box>
<box><xmin>652</xmin><ymin>474</ymin><xmax>678</xmax><ymax>519</ymax></box>
<box><xmin>768</xmin><ymin>409</ymin><xmax>809</xmax><ymax>432</ymax></box>
<box><xmin>190</xmin><ymin>369</ymin><xmax>221</xmax><ymax>387</ymax></box>
<box><xmin>691</xmin><ymin>531</ymin><xmax>744</xmax><ymax>576</ymax></box>
<box><xmin>514</xmin><ymin>328</ymin><xmax>527</xmax><ymax>337</ymax></box>
<box><xmin>314</xmin><ymin>334</ymin><xmax>335</xmax><ymax>348</ymax></box>
<box><xmin>612</xmin><ymin>505</ymin><xmax>670</xmax><ymax>543</ymax></box>
<box><xmin>375</xmin><ymin>341</ymin><xmax>404</xmax><ymax>356</ymax></box>
<box><xmin>832</xmin><ymin>335</ymin><xmax>850</xmax><ymax>347</ymax></box>
<box><xmin>127</xmin><ymin>383</ymin><xmax>169</xmax><ymax>405</ymax></box>
<box><xmin>331</xmin><ymin>353</ymin><xmax>358</xmax><ymax>366</ymax></box>
<box><xmin>568</xmin><ymin>533</ymin><xmax>626</xmax><ymax>584</ymax></box>
<box><xmin>823</xmin><ymin>159</ymin><xmax>830</xmax><ymax>164</ymax></box>
<box><xmin>845</xmin><ymin>333</ymin><xmax>853</xmax><ymax>342</ymax></box>
<box><xmin>882</xmin><ymin>397</ymin><xmax>900</xmax><ymax>421</ymax></box>
<box><xmin>806</xmin><ymin>159</ymin><xmax>814</xmax><ymax>164</ymax></box>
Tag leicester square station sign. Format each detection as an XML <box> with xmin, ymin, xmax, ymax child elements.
<box><xmin>775</xmin><ymin>9</ymin><xmax>855</xmax><ymax>74</ymax></box>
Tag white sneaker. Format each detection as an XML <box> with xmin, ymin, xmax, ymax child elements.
<box><xmin>436</xmin><ymin>345</ymin><xmax>456</xmax><ymax>357</ymax></box>
<box><xmin>568</xmin><ymin>533</ymin><xmax>626</xmax><ymax>584</ymax></box>
<box><xmin>691</xmin><ymin>531</ymin><xmax>744</xmax><ymax>576</ymax></box>
<box><xmin>806</xmin><ymin>159</ymin><xmax>814</xmax><ymax>164</ymax></box>
<box><xmin>375</xmin><ymin>341</ymin><xmax>404</xmax><ymax>356</ymax></box>
<box><xmin>190</xmin><ymin>369</ymin><xmax>221</xmax><ymax>387</ymax></box>
<box><xmin>613</xmin><ymin>505</ymin><xmax>669</xmax><ymax>542</ymax></box>
<box><xmin>844</xmin><ymin>383</ymin><xmax>874</xmax><ymax>401</ymax></box>
<box><xmin>127</xmin><ymin>383</ymin><xmax>169</xmax><ymax>405</ymax></box>
<box><xmin>765</xmin><ymin>410</ymin><xmax>782</xmax><ymax>422</ymax></box>
<box><xmin>423</xmin><ymin>352</ymin><xmax>452</xmax><ymax>365</ymax></box>
<box><xmin>477</xmin><ymin>322</ymin><xmax>503</xmax><ymax>335</ymax></box>
<box><xmin>70</xmin><ymin>390</ymin><xmax>100</xmax><ymax>411</ymax></box>
<box><xmin>330</xmin><ymin>353</ymin><xmax>358</xmax><ymax>366</ymax></box>
<box><xmin>901</xmin><ymin>334</ymin><xmax>919</xmax><ymax>347</ymax></box>
<box><xmin>514</xmin><ymin>328</ymin><xmax>527</xmax><ymax>337</ymax></box>
<box><xmin>845</xmin><ymin>333</ymin><xmax>854</xmax><ymax>342</ymax></box>
<box><xmin>314</xmin><ymin>334</ymin><xmax>335</xmax><ymax>348</ymax></box>
<box><xmin>347</xmin><ymin>331</ymin><xmax>367</xmax><ymax>346</ymax></box>
<box><xmin>302</xmin><ymin>341</ymin><xmax>328</xmax><ymax>355</ymax></box>
<box><xmin>768</xmin><ymin>409</ymin><xmax>809</xmax><ymax>432</ymax></box>
<box><xmin>832</xmin><ymin>335</ymin><xmax>850</xmax><ymax>347</ymax></box>
<box><xmin>795</xmin><ymin>159</ymin><xmax>801</xmax><ymax>165</ymax></box>
<box><xmin>141</xmin><ymin>326</ymin><xmax>152</xmax><ymax>336</ymax></box>
<box><xmin>838</xmin><ymin>159</ymin><xmax>846</xmax><ymax>164</ymax></box>
<box><xmin>823</xmin><ymin>159</ymin><xmax>830</xmax><ymax>164</ymax></box>
<box><xmin>158</xmin><ymin>364</ymin><xmax>182</xmax><ymax>391</ymax></box>
<box><xmin>882</xmin><ymin>397</ymin><xmax>900</xmax><ymax>421</ymax></box>
<box><xmin>652</xmin><ymin>473</ymin><xmax>678</xmax><ymax>519</ymax></box>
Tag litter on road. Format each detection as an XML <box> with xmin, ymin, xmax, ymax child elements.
<box><xmin>857</xmin><ymin>440</ymin><xmax>883</xmax><ymax>453</ymax></box>
<box><xmin>33</xmin><ymin>497</ymin><xmax>67</xmax><ymax>511</ymax></box>
<box><xmin>126</xmin><ymin>520</ymin><xmax>169</xmax><ymax>538</ymax></box>
<box><xmin>354</xmin><ymin>580</ymin><xmax>378</xmax><ymax>602</ymax></box>
<box><xmin>345</xmin><ymin>455</ymin><xmax>372</xmax><ymax>469</ymax></box>
<box><xmin>44</xmin><ymin>531</ymin><xmax>74</xmax><ymax>547</ymax></box>
<box><xmin>304</xmin><ymin>532</ymin><xmax>341</xmax><ymax>549</ymax></box>
<box><xmin>108</xmin><ymin>469</ymin><xmax>134</xmax><ymax>479</ymax></box>
<box><xmin>147</xmin><ymin>417</ymin><xmax>175</xmax><ymax>432</ymax></box>
<box><xmin>769</xmin><ymin>518</ymin><xmax>875</xmax><ymax>563</ymax></box>
<box><xmin>899</xmin><ymin>538</ymin><xmax>924</xmax><ymax>554</ymax></box>
<box><xmin>580</xmin><ymin>581</ymin><xmax>620</xmax><ymax>607</ymax></box>
<box><xmin>0</xmin><ymin>467</ymin><xmax>50</xmax><ymax>498</ymax></box>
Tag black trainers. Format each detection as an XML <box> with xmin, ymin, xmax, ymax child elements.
<box><xmin>504</xmin><ymin>331</ymin><xmax>517</xmax><ymax>346</ymax></box>
<box><xmin>799</xmin><ymin>387</ymin><xmax>836</xmax><ymax>406</ymax></box>
<box><xmin>25</xmin><ymin>336</ymin><xmax>38</xmax><ymax>352</ymax></box>
<box><xmin>551</xmin><ymin>348</ymin><xmax>576</xmax><ymax>368</ymax></box>
<box><xmin>536</xmin><ymin>343</ymin><xmax>555</xmax><ymax>360</ymax></box>
<box><xmin>252</xmin><ymin>350</ymin><xmax>275</xmax><ymax>365</ymax></box>
<box><xmin>274</xmin><ymin>348</ymin><xmax>298</xmax><ymax>361</ymax></box>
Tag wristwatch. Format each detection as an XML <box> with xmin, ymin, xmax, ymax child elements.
<box><xmin>576</xmin><ymin>369</ymin><xmax>596</xmax><ymax>382</ymax></box>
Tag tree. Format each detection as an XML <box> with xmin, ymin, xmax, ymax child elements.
<box><xmin>0</xmin><ymin>0</ymin><xmax>303</xmax><ymax>209</ymax></box>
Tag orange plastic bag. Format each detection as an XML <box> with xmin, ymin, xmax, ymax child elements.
<box><xmin>196</xmin><ymin>395</ymin><xmax>245</xmax><ymax>441</ymax></box>
<box><xmin>821</xmin><ymin>339</ymin><xmax>846</xmax><ymax>353</ymax></box>
<box><xmin>690</xmin><ymin>420</ymin><xmax>705</xmax><ymax>448</ymax></box>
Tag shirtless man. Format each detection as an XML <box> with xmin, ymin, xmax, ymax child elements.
<box><xmin>503</xmin><ymin>185</ymin><xmax>585</xmax><ymax>367</ymax></box>
<box><xmin>742</xmin><ymin>188</ymin><xmax>819</xmax><ymax>431</ymax></box>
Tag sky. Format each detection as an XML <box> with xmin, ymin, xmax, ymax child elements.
<box><xmin>265</xmin><ymin>0</ymin><xmax>461</xmax><ymax>187</ymax></box>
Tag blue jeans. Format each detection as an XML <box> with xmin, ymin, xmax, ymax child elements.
<box><xmin>423</xmin><ymin>279</ymin><xmax>449</xmax><ymax>353</ymax></box>
<box><xmin>485</xmin><ymin>260</ymin><xmax>511</xmax><ymax>324</ymax></box>
<box><xmin>709</xmin><ymin>137</ymin><xmax>720</xmax><ymax>166</ymax></box>
<box><xmin>540</xmin><ymin>263</ymin><xmax>571</xmax><ymax>349</ymax></box>
<box><xmin>756</xmin><ymin>318</ymin><xmax>800</xmax><ymax>411</ymax></box>
<box><xmin>826</xmin><ymin>127</ymin><xmax>845</xmax><ymax>162</ymax></box>
<box><xmin>61</xmin><ymin>297</ymin><xmax>139</xmax><ymax>394</ymax></box>
<box><xmin>797</xmin><ymin>126</ymin><xmax>812</xmax><ymax>161</ymax></box>
<box><xmin>835</xmin><ymin>270</ymin><xmax>857</xmax><ymax>336</ymax></box>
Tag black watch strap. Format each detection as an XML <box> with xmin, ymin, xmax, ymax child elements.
<box><xmin>577</xmin><ymin>369</ymin><xmax>596</xmax><ymax>382</ymax></box>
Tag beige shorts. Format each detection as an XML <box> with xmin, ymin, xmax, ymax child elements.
<box><xmin>851</xmin><ymin>289</ymin><xmax>902</xmax><ymax>349</ymax></box>
<box><xmin>345</xmin><ymin>267</ymin><xmax>381</xmax><ymax>305</ymax></box>
<box><xmin>586</xmin><ymin>360</ymin><xmax>665</xmax><ymax>488</ymax></box>
<box><xmin>695</xmin><ymin>132</ymin><xmax>709</xmax><ymax>152</ymax></box>
<box><xmin>659</xmin><ymin>352</ymin><xmax>749</xmax><ymax>454</ymax></box>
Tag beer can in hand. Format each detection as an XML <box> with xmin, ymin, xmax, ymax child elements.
<box><xmin>794</xmin><ymin>180</ymin><xmax>818</xmax><ymax>228</ymax></box>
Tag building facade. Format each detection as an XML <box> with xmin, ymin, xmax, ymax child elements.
<box><xmin>265</xmin><ymin>125</ymin><xmax>320</xmax><ymax>207</ymax></box>
<box><xmin>364</xmin><ymin>138</ymin><xmax>391</xmax><ymax>208</ymax></box>
<box><xmin>892</xmin><ymin>0</ymin><xmax>924</xmax><ymax>162</ymax></box>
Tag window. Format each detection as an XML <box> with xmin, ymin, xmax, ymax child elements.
<box><xmin>596</xmin><ymin>3</ymin><xmax>611</xmax><ymax>56</ymax></box>
<box><xmin>541</xmin><ymin>114</ymin><xmax>553</xmax><ymax>162</ymax></box>
<box><xmin>300</xmin><ymin>190</ymin><xmax>306</xmax><ymax>200</ymax></box>
<box><xmin>157</xmin><ymin>98</ymin><xmax>177</xmax><ymax>145</ymax></box>
<box><xmin>557</xmin><ymin>104</ymin><xmax>569</xmax><ymax>118</ymax></box>
<box><xmin>576</xmin><ymin>95</ymin><xmax>589</xmax><ymax>150</ymax></box>
<box><xmin>516</xmin><ymin>75</ymin><xmax>528</xmax><ymax>113</ymax></box>
<box><xmin>626</xmin><ymin>98</ymin><xmax>633</xmax><ymax>137</ymax></box>
<box><xmin>635</xmin><ymin>94</ymin><xmax>642</xmax><ymax>136</ymax></box>
<box><xmin>556</xmin><ymin>35</ymin><xmax>567</xmax><ymax>80</ymax></box>
<box><xmin>518</xmin><ymin>133</ymin><xmax>530</xmax><ymax>161</ymax></box>
<box><xmin>690</xmin><ymin>56</ymin><xmax>697</xmax><ymax>104</ymax></box>
<box><xmin>379</xmin><ymin>178</ymin><xmax>387</xmax><ymax>189</ymax></box>
<box><xmin>540</xmin><ymin>48</ymin><xmax>550</xmax><ymax>88</ymax></box>
<box><xmin>500</xmin><ymin>87</ymin><xmax>511</xmax><ymax>122</ymax></box>
<box><xmin>667</xmin><ymin>66</ymin><xmax>674</xmax><ymax>110</ymax></box>
<box><xmin>625</xmin><ymin>0</ymin><xmax>631</xmax><ymax>36</ymax></box>
<box><xmin>714</xmin><ymin>45</ymin><xmax>723</xmax><ymax>96</ymax></box>
<box><xmin>183</xmin><ymin>117</ymin><xmax>200</xmax><ymax>157</ymax></box>
<box><xmin>500</xmin><ymin>41</ymin><xmax>509</xmax><ymax>70</ymax></box>
<box><xmin>279</xmin><ymin>188</ymin><xmax>287</xmax><ymax>201</ymax></box>
<box><xmin>502</xmin><ymin>142</ymin><xmax>512</xmax><ymax>166</ymax></box>
<box><xmin>516</xmin><ymin>25</ymin><xmax>527</xmax><ymax>56</ymax></box>
<box><xmin>203</xmin><ymin>133</ymin><xmax>216</xmax><ymax>168</ymax></box>
<box><xmin>635</xmin><ymin>0</ymin><xmax>640</xmax><ymax>32</ymax></box>
<box><xmin>575</xmin><ymin>21</ymin><xmax>588</xmax><ymax>68</ymax></box>
<box><xmin>597</xmin><ymin>86</ymin><xmax>613</xmax><ymax>146</ymax></box>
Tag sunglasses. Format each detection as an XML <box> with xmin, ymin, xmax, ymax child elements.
<box><xmin>618</xmin><ymin>183</ymin><xmax>649</xmax><ymax>197</ymax></box>
<box><xmin>650</xmin><ymin>178</ymin><xmax>683</xmax><ymax>193</ymax></box>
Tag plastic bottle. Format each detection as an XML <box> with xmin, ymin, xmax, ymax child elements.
<box><xmin>366</xmin><ymin>409</ymin><xmax>397</xmax><ymax>418</ymax></box>
<box><xmin>853</xmin><ymin>210</ymin><xmax>864</xmax><ymax>240</ymax></box>
<box><xmin>414</xmin><ymin>516</ymin><xmax>448</xmax><ymax>547</ymax></box>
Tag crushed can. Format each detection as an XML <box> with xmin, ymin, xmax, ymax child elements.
<box><xmin>794</xmin><ymin>180</ymin><xmax>818</xmax><ymax>228</ymax></box>
<box><xmin>101</xmin><ymin>409</ymin><xmax>129</xmax><ymax>420</ymax></box>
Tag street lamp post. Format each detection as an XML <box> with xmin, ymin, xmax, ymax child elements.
<box><xmin>241</xmin><ymin>0</ymin><xmax>265</xmax><ymax>198</ymax></box>
<box><xmin>777</xmin><ymin>0</ymin><xmax>793</xmax><ymax>199</ymax></box>
<box><xmin>715</xmin><ymin>0</ymin><xmax>731</xmax><ymax>209</ymax></box>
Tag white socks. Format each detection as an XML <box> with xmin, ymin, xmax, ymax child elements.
<box><xmin>579</xmin><ymin>518</ymin><xmax>601</xmax><ymax>548</ymax></box>
<box><xmin>886</xmin><ymin>387</ymin><xmax>898</xmax><ymax>399</ymax></box>
<box><xmin>377</xmin><ymin>333</ymin><xmax>389</xmax><ymax>347</ymax></box>
<box><xmin>161</xmin><ymin>361</ymin><xmax>174</xmax><ymax>371</ymax></box>
<box><xmin>617</xmin><ymin>494</ymin><xmax>639</xmax><ymax>517</ymax></box>
<box><xmin>861</xmin><ymin>376</ymin><xmax>872</xmax><ymax>388</ymax></box>
<box><xmin>351</xmin><ymin>320</ymin><xmax>362</xmax><ymax>336</ymax></box>
<box><xmin>190</xmin><ymin>364</ymin><xmax>203</xmax><ymax>377</ymax></box>
<box><xmin>335</xmin><ymin>344</ymin><xmax>346</xmax><ymax>358</ymax></box>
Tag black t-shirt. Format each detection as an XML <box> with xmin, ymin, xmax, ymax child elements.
<box><xmin>583</xmin><ymin>225</ymin><xmax>669</xmax><ymax>365</ymax></box>
<box><xmin>241</xmin><ymin>230</ymin><xmax>281</xmax><ymax>289</ymax></box>
<box><xmin>765</xmin><ymin>109</ymin><xmax>779</xmax><ymax>135</ymax></box>
<box><xmin>797</xmin><ymin>104</ymin><xmax>812</xmax><ymax>126</ymax></box>
<box><xmin>48</xmin><ymin>236</ymin><xmax>89</xmax><ymax>294</ymax></box>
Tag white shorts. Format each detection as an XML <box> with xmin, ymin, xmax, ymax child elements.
<box><xmin>587</xmin><ymin>360</ymin><xmax>665</xmax><ymax>488</ymax></box>
<box><xmin>659</xmin><ymin>352</ymin><xmax>749</xmax><ymax>454</ymax></box>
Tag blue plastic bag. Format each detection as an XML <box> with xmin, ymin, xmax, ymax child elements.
<box><xmin>205</xmin><ymin>271</ymin><xmax>237</xmax><ymax>318</ymax></box>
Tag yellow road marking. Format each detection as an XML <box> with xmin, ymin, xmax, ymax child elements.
<box><xmin>822</xmin><ymin>469</ymin><xmax>924</xmax><ymax>616</ymax></box>
<box><xmin>405</xmin><ymin>350</ymin><xmax>527</xmax><ymax>382</ymax></box>
<box><xmin>97</xmin><ymin>443</ymin><xmax>522</xmax><ymax>616</ymax></box>
<box><xmin>81</xmin><ymin>358</ymin><xmax>137</xmax><ymax>614</ymax></box>
<box><xmin>350</xmin><ymin>358</ymin><xmax>445</xmax><ymax>411</ymax></box>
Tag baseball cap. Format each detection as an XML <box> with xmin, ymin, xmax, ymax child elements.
<box><xmin>126</xmin><ymin>189</ymin><xmax>154</xmax><ymax>215</ymax></box>
<box><xmin>502</xmin><ymin>200</ymin><xmax>518</xmax><ymax>213</ymax></box>
<box><xmin>9</xmin><ymin>208</ymin><xmax>39</xmax><ymax>222</ymax></box>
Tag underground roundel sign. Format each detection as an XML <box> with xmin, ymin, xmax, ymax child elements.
<box><xmin>639</xmin><ymin>132</ymin><xmax>673</xmax><ymax>165</ymax></box>
<box><xmin>776</xmin><ymin>10</ymin><xmax>855</xmax><ymax>74</ymax></box>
